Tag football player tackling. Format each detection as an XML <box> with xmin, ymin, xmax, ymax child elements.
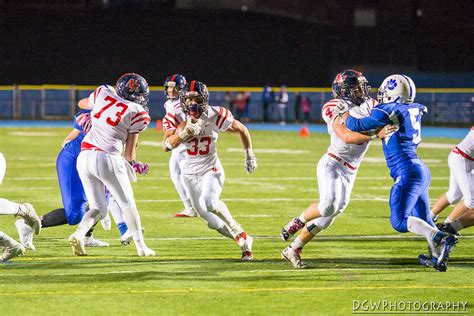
<box><xmin>165</xmin><ymin>80</ymin><xmax>256</xmax><ymax>261</ymax></box>
<box><xmin>280</xmin><ymin>70</ymin><xmax>394</xmax><ymax>268</ymax></box>
<box><xmin>342</xmin><ymin>74</ymin><xmax>458</xmax><ymax>271</ymax></box>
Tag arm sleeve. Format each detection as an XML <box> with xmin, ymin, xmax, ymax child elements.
<box><xmin>345</xmin><ymin>108</ymin><xmax>391</xmax><ymax>132</ymax></box>
<box><xmin>216</xmin><ymin>107</ymin><xmax>235</xmax><ymax>131</ymax></box>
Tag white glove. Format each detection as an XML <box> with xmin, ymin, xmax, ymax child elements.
<box><xmin>244</xmin><ymin>149</ymin><xmax>257</xmax><ymax>174</ymax></box>
<box><xmin>178</xmin><ymin>118</ymin><xmax>203</xmax><ymax>140</ymax></box>
<box><xmin>334</xmin><ymin>99</ymin><xmax>349</xmax><ymax>116</ymax></box>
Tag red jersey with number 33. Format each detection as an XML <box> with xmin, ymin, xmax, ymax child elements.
<box><xmin>82</xmin><ymin>85</ymin><xmax>151</xmax><ymax>154</ymax></box>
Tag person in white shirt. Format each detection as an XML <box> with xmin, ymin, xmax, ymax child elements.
<box><xmin>429</xmin><ymin>127</ymin><xmax>474</xmax><ymax>234</ymax></box>
<box><xmin>69</xmin><ymin>73</ymin><xmax>154</xmax><ymax>257</ymax></box>
<box><xmin>0</xmin><ymin>152</ymin><xmax>41</xmax><ymax>262</ymax></box>
<box><xmin>162</xmin><ymin>74</ymin><xmax>197</xmax><ymax>217</ymax></box>
<box><xmin>165</xmin><ymin>80</ymin><xmax>257</xmax><ymax>261</ymax></box>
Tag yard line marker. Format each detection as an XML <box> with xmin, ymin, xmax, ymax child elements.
<box><xmin>1</xmin><ymin>285</ymin><xmax>473</xmax><ymax>296</ymax></box>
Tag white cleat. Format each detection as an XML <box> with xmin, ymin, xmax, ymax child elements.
<box><xmin>100</xmin><ymin>213</ymin><xmax>112</xmax><ymax>231</ymax></box>
<box><xmin>84</xmin><ymin>235</ymin><xmax>109</xmax><ymax>247</ymax></box>
<box><xmin>121</xmin><ymin>230</ymin><xmax>133</xmax><ymax>246</ymax></box>
<box><xmin>137</xmin><ymin>246</ymin><xmax>156</xmax><ymax>257</ymax></box>
<box><xmin>17</xmin><ymin>203</ymin><xmax>41</xmax><ymax>235</ymax></box>
<box><xmin>241</xmin><ymin>235</ymin><xmax>254</xmax><ymax>261</ymax></box>
<box><xmin>0</xmin><ymin>240</ymin><xmax>25</xmax><ymax>263</ymax></box>
<box><xmin>281</xmin><ymin>246</ymin><xmax>308</xmax><ymax>269</ymax></box>
<box><xmin>173</xmin><ymin>209</ymin><xmax>198</xmax><ymax>218</ymax></box>
<box><xmin>15</xmin><ymin>220</ymin><xmax>35</xmax><ymax>250</ymax></box>
<box><xmin>69</xmin><ymin>233</ymin><xmax>87</xmax><ymax>256</ymax></box>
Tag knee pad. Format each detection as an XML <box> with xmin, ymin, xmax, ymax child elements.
<box><xmin>464</xmin><ymin>198</ymin><xmax>474</xmax><ymax>210</ymax></box>
<box><xmin>203</xmin><ymin>196</ymin><xmax>219</xmax><ymax>213</ymax></box>
<box><xmin>446</xmin><ymin>190</ymin><xmax>462</xmax><ymax>205</ymax></box>
<box><xmin>206</xmin><ymin>220</ymin><xmax>221</xmax><ymax>231</ymax></box>
<box><xmin>307</xmin><ymin>216</ymin><xmax>337</xmax><ymax>235</ymax></box>
<box><xmin>65</xmin><ymin>200</ymin><xmax>87</xmax><ymax>225</ymax></box>
<box><xmin>318</xmin><ymin>199</ymin><xmax>338</xmax><ymax>217</ymax></box>
<box><xmin>390</xmin><ymin>216</ymin><xmax>408</xmax><ymax>233</ymax></box>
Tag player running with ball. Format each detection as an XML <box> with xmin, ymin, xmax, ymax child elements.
<box><xmin>165</xmin><ymin>80</ymin><xmax>257</xmax><ymax>261</ymax></box>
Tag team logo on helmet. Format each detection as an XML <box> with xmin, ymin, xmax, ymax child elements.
<box><xmin>386</xmin><ymin>78</ymin><xmax>397</xmax><ymax>90</ymax></box>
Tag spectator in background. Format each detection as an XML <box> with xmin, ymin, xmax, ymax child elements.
<box><xmin>224</xmin><ymin>91</ymin><xmax>233</xmax><ymax>110</ymax></box>
<box><xmin>233</xmin><ymin>91</ymin><xmax>250</xmax><ymax>122</ymax></box>
<box><xmin>294</xmin><ymin>92</ymin><xmax>302</xmax><ymax>123</ymax></box>
<box><xmin>301</xmin><ymin>95</ymin><xmax>311</xmax><ymax>123</ymax></box>
<box><xmin>262</xmin><ymin>85</ymin><xmax>274</xmax><ymax>122</ymax></box>
<box><xmin>277</xmin><ymin>85</ymin><xmax>289</xmax><ymax>126</ymax></box>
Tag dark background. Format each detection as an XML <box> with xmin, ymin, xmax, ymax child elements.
<box><xmin>0</xmin><ymin>0</ymin><xmax>473</xmax><ymax>87</ymax></box>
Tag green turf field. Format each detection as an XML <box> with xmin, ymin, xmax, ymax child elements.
<box><xmin>0</xmin><ymin>127</ymin><xmax>472</xmax><ymax>315</ymax></box>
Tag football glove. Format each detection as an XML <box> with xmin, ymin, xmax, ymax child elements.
<box><xmin>129</xmin><ymin>161</ymin><xmax>149</xmax><ymax>175</ymax></box>
<box><xmin>335</xmin><ymin>99</ymin><xmax>349</xmax><ymax>117</ymax></box>
<box><xmin>76</xmin><ymin>112</ymin><xmax>92</xmax><ymax>133</ymax></box>
<box><xmin>178</xmin><ymin>118</ymin><xmax>203</xmax><ymax>140</ymax></box>
<box><xmin>244</xmin><ymin>149</ymin><xmax>257</xmax><ymax>174</ymax></box>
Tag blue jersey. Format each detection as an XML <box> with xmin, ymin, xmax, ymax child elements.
<box><xmin>345</xmin><ymin>102</ymin><xmax>427</xmax><ymax>175</ymax></box>
<box><xmin>63</xmin><ymin>110</ymin><xmax>90</xmax><ymax>156</ymax></box>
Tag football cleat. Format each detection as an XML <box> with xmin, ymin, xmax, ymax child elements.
<box><xmin>0</xmin><ymin>240</ymin><xmax>25</xmax><ymax>263</ymax></box>
<box><xmin>281</xmin><ymin>246</ymin><xmax>308</xmax><ymax>269</ymax></box>
<box><xmin>281</xmin><ymin>218</ymin><xmax>305</xmax><ymax>241</ymax></box>
<box><xmin>69</xmin><ymin>233</ymin><xmax>87</xmax><ymax>256</ymax></box>
<box><xmin>120</xmin><ymin>228</ymin><xmax>145</xmax><ymax>246</ymax></box>
<box><xmin>436</xmin><ymin>223</ymin><xmax>460</xmax><ymax>236</ymax></box>
<box><xmin>15</xmin><ymin>219</ymin><xmax>35</xmax><ymax>250</ymax></box>
<box><xmin>173</xmin><ymin>209</ymin><xmax>198</xmax><ymax>218</ymax></box>
<box><xmin>84</xmin><ymin>235</ymin><xmax>109</xmax><ymax>247</ymax></box>
<box><xmin>100</xmin><ymin>213</ymin><xmax>112</xmax><ymax>231</ymax></box>
<box><xmin>418</xmin><ymin>254</ymin><xmax>447</xmax><ymax>272</ymax></box>
<box><xmin>437</xmin><ymin>235</ymin><xmax>458</xmax><ymax>266</ymax></box>
<box><xmin>17</xmin><ymin>203</ymin><xmax>41</xmax><ymax>235</ymax></box>
<box><xmin>241</xmin><ymin>235</ymin><xmax>254</xmax><ymax>261</ymax></box>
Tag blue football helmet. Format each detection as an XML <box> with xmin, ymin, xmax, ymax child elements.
<box><xmin>116</xmin><ymin>73</ymin><xmax>150</xmax><ymax>107</ymax></box>
<box><xmin>180</xmin><ymin>80</ymin><xmax>209</xmax><ymax>118</ymax></box>
<box><xmin>164</xmin><ymin>74</ymin><xmax>187</xmax><ymax>100</ymax></box>
<box><xmin>332</xmin><ymin>69</ymin><xmax>370</xmax><ymax>105</ymax></box>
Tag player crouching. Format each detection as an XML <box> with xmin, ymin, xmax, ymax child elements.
<box><xmin>164</xmin><ymin>80</ymin><xmax>256</xmax><ymax>261</ymax></box>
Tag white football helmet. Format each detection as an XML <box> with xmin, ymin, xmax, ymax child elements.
<box><xmin>377</xmin><ymin>74</ymin><xmax>416</xmax><ymax>104</ymax></box>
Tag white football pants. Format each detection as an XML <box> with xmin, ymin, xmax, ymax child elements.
<box><xmin>182</xmin><ymin>161</ymin><xmax>242</xmax><ymax>238</ymax></box>
<box><xmin>446</xmin><ymin>151</ymin><xmax>474</xmax><ymax>208</ymax></box>
<box><xmin>169</xmin><ymin>149</ymin><xmax>191</xmax><ymax>208</ymax></box>
<box><xmin>308</xmin><ymin>154</ymin><xmax>357</xmax><ymax>232</ymax></box>
<box><xmin>77</xmin><ymin>150</ymin><xmax>144</xmax><ymax>242</ymax></box>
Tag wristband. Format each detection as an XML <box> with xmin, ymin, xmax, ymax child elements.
<box><xmin>165</xmin><ymin>138</ymin><xmax>174</xmax><ymax>151</ymax></box>
<box><xmin>178</xmin><ymin>129</ymin><xmax>188</xmax><ymax>140</ymax></box>
<box><xmin>245</xmin><ymin>148</ymin><xmax>254</xmax><ymax>157</ymax></box>
<box><xmin>369</xmin><ymin>134</ymin><xmax>378</xmax><ymax>140</ymax></box>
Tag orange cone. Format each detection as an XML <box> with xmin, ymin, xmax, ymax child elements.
<box><xmin>156</xmin><ymin>119</ymin><xmax>162</xmax><ymax>132</ymax></box>
<box><xmin>299</xmin><ymin>126</ymin><xmax>310</xmax><ymax>137</ymax></box>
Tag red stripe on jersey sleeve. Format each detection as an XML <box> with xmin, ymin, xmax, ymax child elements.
<box><xmin>215</xmin><ymin>107</ymin><xmax>224</xmax><ymax>128</ymax></box>
<box><xmin>131</xmin><ymin>111</ymin><xmax>148</xmax><ymax>120</ymax></box>
<box><xmin>131</xmin><ymin>114</ymin><xmax>151</xmax><ymax>126</ymax></box>
<box><xmin>93</xmin><ymin>86</ymin><xmax>103</xmax><ymax>104</ymax></box>
<box><xmin>218</xmin><ymin>108</ymin><xmax>229</xmax><ymax>129</ymax></box>
<box><xmin>163</xmin><ymin>117</ymin><xmax>177</xmax><ymax>128</ymax></box>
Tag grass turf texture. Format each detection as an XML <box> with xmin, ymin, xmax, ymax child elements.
<box><xmin>0</xmin><ymin>127</ymin><xmax>472</xmax><ymax>315</ymax></box>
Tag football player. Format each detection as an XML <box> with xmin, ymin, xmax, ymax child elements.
<box><xmin>0</xmin><ymin>152</ymin><xmax>41</xmax><ymax>262</ymax></box>
<box><xmin>429</xmin><ymin>127</ymin><xmax>473</xmax><ymax>227</ymax></box>
<box><xmin>342</xmin><ymin>74</ymin><xmax>458</xmax><ymax>271</ymax></box>
<box><xmin>162</xmin><ymin>74</ymin><xmax>197</xmax><ymax>217</ymax></box>
<box><xmin>15</xmin><ymin>110</ymin><xmax>111</xmax><ymax>250</ymax></box>
<box><xmin>69</xmin><ymin>73</ymin><xmax>154</xmax><ymax>257</ymax></box>
<box><xmin>280</xmin><ymin>69</ymin><xmax>394</xmax><ymax>269</ymax></box>
<box><xmin>164</xmin><ymin>80</ymin><xmax>256</xmax><ymax>261</ymax></box>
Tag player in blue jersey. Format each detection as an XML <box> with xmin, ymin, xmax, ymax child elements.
<box><xmin>340</xmin><ymin>74</ymin><xmax>458</xmax><ymax>271</ymax></box>
<box><xmin>15</xmin><ymin>111</ymin><xmax>125</xmax><ymax>249</ymax></box>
